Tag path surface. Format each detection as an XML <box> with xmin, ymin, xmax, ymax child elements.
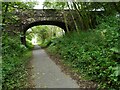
<box><xmin>31</xmin><ymin>45</ymin><xmax>79</xmax><ymax>88</ymax></box>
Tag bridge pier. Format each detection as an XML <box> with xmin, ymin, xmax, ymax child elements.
<box><xmin>20</xmin><ymin>35</ymin><xmax>26</xmax><ymax>46</ymax></box>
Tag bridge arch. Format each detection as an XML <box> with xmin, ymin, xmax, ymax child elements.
<box><xmin>21</xmin><ymin>20</ymin><xmax>69</xmax><ymax>45</ymax></box>
<box><xmin>23</xmin><ymin>20</ymin><xmax>69</xmax><ymax>34</ymax></box>
<box><xmin>13</xmin><ymin>9</ymin><xmax>99</xmax><ymax>45</ymax></box>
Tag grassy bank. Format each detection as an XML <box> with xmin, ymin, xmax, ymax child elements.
<box><xmin>2</xmin><ymin>32</ymin><xmax>32</xmax><ymax>89</ymax></box>
<box><xmin>46</xmin><ymin>15</ymin><xmax>120</xmax><ymax>89</ymax></box>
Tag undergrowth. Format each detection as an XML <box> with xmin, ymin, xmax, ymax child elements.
<box><xmin>2</xmin><ymin>32</ymin><xmax>32</xmax><ymax>89</ymax></box>
<box><xmin>47</xmin><ymin>15</ymin><xmax>120</xmax><ymax>89</ymax></box>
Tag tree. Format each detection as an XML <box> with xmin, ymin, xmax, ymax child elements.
<box><xmin>2</xmin><ymin>2</ymin><xmax>37</xmax><ymax>29</ymax></box>
<box><xmin>43</xmin><ymin>1</ymin><xmax>120</xmax><ymax>31</ymax></box>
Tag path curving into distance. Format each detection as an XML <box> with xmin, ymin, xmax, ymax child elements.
<box><xmin>30</xmin><ymin>45</ymin><xmax>79</xmax><ymax>88</ymax></box>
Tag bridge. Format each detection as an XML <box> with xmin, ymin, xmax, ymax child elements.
<box><xmin>16</xmin><ymin>9</ymin><xmax>78</xmax><ymax>31</ymax></box>
<box><xmin>7</xmin><ymin>9</ymin><xmax>98</xmax><ymax>45</ymax></box>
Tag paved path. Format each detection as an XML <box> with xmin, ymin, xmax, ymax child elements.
<box><xmin>31</xmin><ymin>45</ymin><xmax>79</xmax><ymax>88</ymax></box>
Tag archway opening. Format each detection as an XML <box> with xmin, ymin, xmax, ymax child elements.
<box><xmin>26</xmin><ymin>25</ymin><xmax>65</xmax><ymax>48</ymax></box>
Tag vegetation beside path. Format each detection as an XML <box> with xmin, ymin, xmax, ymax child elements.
<box><xmin>2</xmin><ymin>2</ymin><xmax>36</xmax><ymax>89</ymax></box>
<box><xmin>2</xmin><ymin>1</ymin><xmax>120</xmax><ymax>89</ymax></box>
<box><xmin>2</xmin><ymin>32</ymin><xmax>33</xmax><ymax>89</ymax></box>
<box><xmin>46</xmin><ymin>15</ymin><xmax>120</xmax><ymax>89</ymax></box>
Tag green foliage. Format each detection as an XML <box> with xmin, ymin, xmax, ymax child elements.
<box><xmin>2</xmin><ymin>2</ymin><xmax>37</xmax><ymax>89</ymax></box>
<box><xmin>43</xmin><ymin>2</ymin><xmax>120</xmax><ymax>31</ymax></box>
<box><xmin>26</xmin><ymin>39</ymin><xmax>34</xmax><ymax>50</ymax></box>
<box><xmin>40</xmin><ymin>38</ymin><xmax>52</xmax><ymax>48</ymax></box>
<box><xmin>47</xmin><ymin>15</ymin><xmax>120</xmax><ymax>89</ymax></box>
<box><xmin>43</xmin><ymin>1</ymin><xmax>67</xmax><ymax>9</ymax></box>
<box><xmin>26</xmin><ymin>25</ymin><xmax>65</xmax><ymax>48</ymax></box>
<box><xmin>2</xmin><ymin>2</ymin><xmax>37</xmax><ymax>28</ymax></box>
<box><xmin>2</xmin><ymin>32</ymin><xmax>32</xmax><ymax>89</ymax></box>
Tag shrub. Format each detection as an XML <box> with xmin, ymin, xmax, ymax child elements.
<box><xmin>2</xmin><ymin>32</ymin><xmax>32</xmax><ymax>89</ymax></box>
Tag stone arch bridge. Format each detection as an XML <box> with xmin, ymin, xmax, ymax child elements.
<box><xmin>13</xmin><ymin>9</ymin><xmax>98</xmax><ymax>45</ymax></box>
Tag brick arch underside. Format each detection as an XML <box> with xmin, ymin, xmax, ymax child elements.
<box><xmin>23</xmin><ymin>20</ymin><xmax>70</xmax><ymax>34</ymax></box>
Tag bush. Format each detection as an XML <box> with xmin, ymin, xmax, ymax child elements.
<box><xmin>26</xmin><ymin>39</ymin><xmax>34</xmax><ymax>50</ymax></box>
<box><xmin>2</xmin><ymin>32</ymin><xmax>32</xmax><ymax>89</ymax></box>
<box><xmin>47</xmin><ymin>15</ymin><xmax>120</xmax><ymax>89</ymax></box>
<box><xmin>39</xmin><ymin>38</ymin><xmax>53</xmax><ymax>48</ymax></box>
